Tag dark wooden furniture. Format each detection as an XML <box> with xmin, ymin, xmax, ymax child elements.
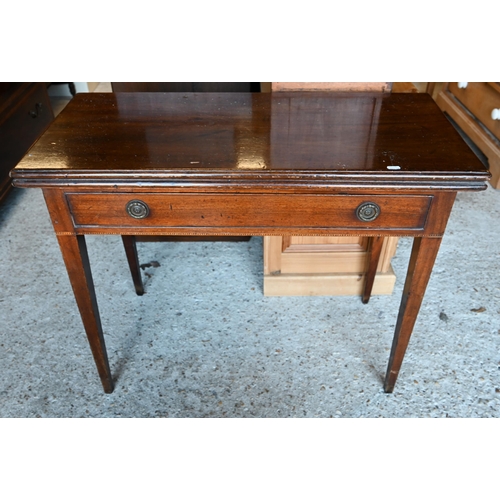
<box><xmin>111</xmin><ymin>82</ymin><xmax>261</xmax><ymax>92</ymax></box>
<box><xmin>11</xmin><ymin>92</ymin><xmax>490</xmax><ymax>394</ymax></box>
<box><xmin>435</xmin><ymin>83</ymin><xmax>500</xmax><ymax>188</ymax></box>
<box><xmin>0</xmin><ymin>83</ymin><xmax>53</xmax><ymax>203</ymax></box>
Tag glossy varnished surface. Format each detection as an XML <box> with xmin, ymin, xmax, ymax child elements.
<box><xmin>12</xmin><ymin>92</ymin><xmax>489</xmax><ymax>188</ymax></box>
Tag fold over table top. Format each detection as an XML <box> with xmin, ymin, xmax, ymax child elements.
<box><xmin>12</xmin><ymin>92</ymin><xmax>490</xmax><ymax>191</ymax></box>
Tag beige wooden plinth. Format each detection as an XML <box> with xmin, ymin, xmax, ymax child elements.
<box><xmin>264</xmin><ymin>266</ymin><xmax>397</xmax><ymax>297</ymax></box>
<box><xmin>263</xmin><ymin>235</ymin><xmax>398</xmax><ymax>297</ymax></box>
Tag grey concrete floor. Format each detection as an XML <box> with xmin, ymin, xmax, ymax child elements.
<box><xmin>1</xmin><ymin>184</ymin><xmax>500</xmax><ymax>417</ymax></box>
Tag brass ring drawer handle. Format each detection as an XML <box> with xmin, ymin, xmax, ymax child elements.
<box><xmin>356</xmin><ymin>202</ymin><xmax>380</xmax><ymax>222</ymax></box>
<box><xmin>126</xmin><ymin>200</ymin><xmax>150</xmax><ymax>219</ymax></box>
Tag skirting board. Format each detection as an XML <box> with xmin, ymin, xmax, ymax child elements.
<box><xmin>264</xmin><ymin>266</ymin><xmax>396</xmax><ymax>297</ymax></box>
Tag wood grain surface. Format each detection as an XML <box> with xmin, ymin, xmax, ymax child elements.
<box><xmin>12</xmin><ymin>92</ymin><xmax>489</xmax><ymax>190</ymax></box>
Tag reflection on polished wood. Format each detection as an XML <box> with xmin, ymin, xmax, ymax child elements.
<box><xmin>267</xmin><ymin>86</ymin><xmax>388</xmax><ymax>297</ymax></box>
<box><xmin>271</xmin><ymin>82</ymin><xmax>392</xmax><ymax>92</ymax></box>
<box><xmin>12</xmin><ymin>92</ymin><xmax>490</xmax><ymax>394</ymax></box>
<box><xmin>16</xmin><ymin>92</ymin><xmax>487</xmax><ymax>177</ymax></box>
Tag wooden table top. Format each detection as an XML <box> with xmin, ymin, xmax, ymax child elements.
<box><xmin>12</xmin><ymin>92</ymin><xmax>490</xmax><ymax>190</ymax></box>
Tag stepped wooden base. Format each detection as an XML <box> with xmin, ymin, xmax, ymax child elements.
<box><xmin>263</xmin><ymin>235</ymin><xmax>398</xmax><ymax>297</ymax></box>
<box><xmin>264</xmin><ymin>266</ymin><xmax>396</xmax><ymax>296</ymax></box>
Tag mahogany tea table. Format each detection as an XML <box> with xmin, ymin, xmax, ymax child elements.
<box><xmin>11</xmin><ymin>92</ymin><xmax>490</xmax><ymax>394</ymax></box>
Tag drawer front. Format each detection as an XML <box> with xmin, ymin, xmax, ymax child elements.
<box><xmin>67</xmin><ymin>193</ymin><xmax>432</xmax><ymax>231</ymax></box>
<box><xmin>449</xmin><ymin>82</ymin><xmax>500</xmax><ymax>141</ymax></box>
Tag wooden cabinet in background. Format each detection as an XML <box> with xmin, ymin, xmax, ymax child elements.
<box><xmin>435</xmin><ymin>82</ymin><xmax>500</xmax><ymax>188</ymax></box>
<box><xmin>264</xmin><ymin>235</ymin><xmax>398</xmax><ymax>296</ymax></box>
<box><xmin>0</xmin><ymin>83</ymin><xmax>54</xmax><ymax>203</ymax></box>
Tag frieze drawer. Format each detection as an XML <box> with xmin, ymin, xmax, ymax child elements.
<box><xmin>66</xmin><ymin>193</ymin><xmax>432</xmax><ymax>231</ymax></box>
